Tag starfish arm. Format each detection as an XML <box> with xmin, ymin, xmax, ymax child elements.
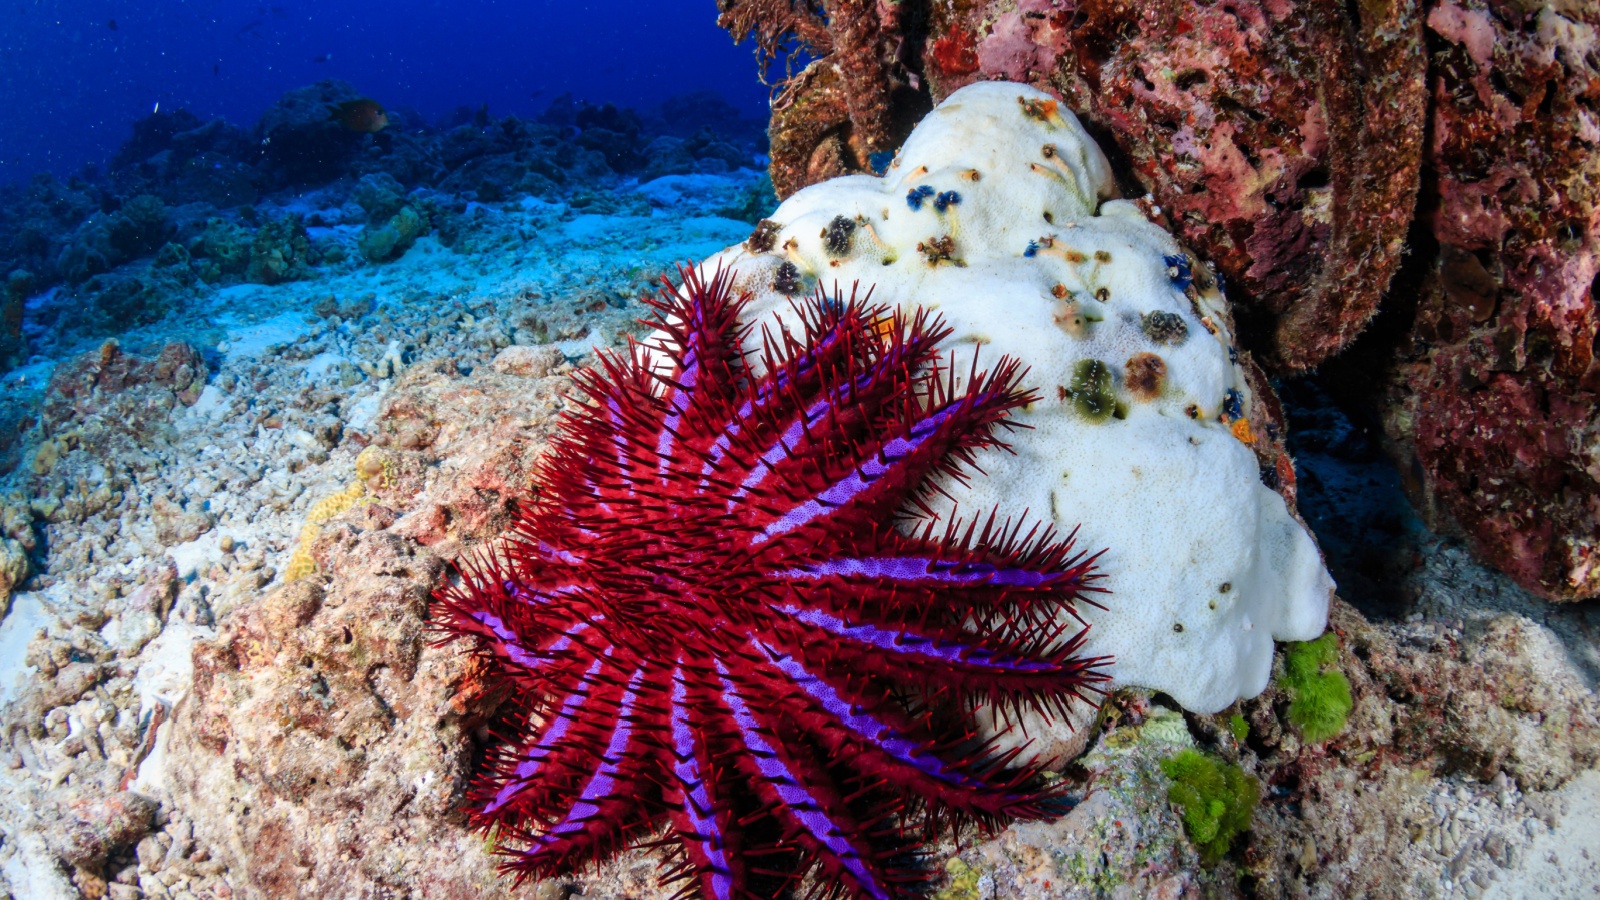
<box><xmin>696</xmin><ymin>298</ymin><xmax>945</xmax><ymax>514</ymax></box>
<box><xmin>644</xmin><ymin>266</ymin><xmax>752</xmax><ymax>478</ymax></box>
<box><xmin>559</xmin><ymin>360</ymin><xmax>662</xmax><ymax>504</ymax></box>
<box><xmin>662</xmin><ymin>663</ymin><xmax>749</xmax><ymax>900</ymax></box>
<box><xmin>695</xmin><ymin>294</ymin><xmax>882</xmax><ymax>490</ymax></box>
<box><xmin>473</xmin><ymin>655</ymin><xmax>618</xmax><ymax>825</ymax></box>
<box><xmin>743</xmin><ymin>358</ymin><xmax>1034</xmax><ymax>551</ymax></box>
<box><xmin>767</xmin><ymin>540</ymin><xmax>1099</xmax><ymax>636</ymax></box>
<box><xmin>723</xmin><ymin>310</ymin><xmax>957</xmax><ymax>490</ymax></box>
<box><xmin>745</xmin><ymin>639</ymin><xmax>1048</xmax><ymax>821</ymax></box>
<box><xmin>431</xmin><ymin>571</ymin><xmax>595</xmax><ymax>690</ymax></box>
<box><xmin>499</xmin><ymin>665</ymin><xmax>667</xmax><ymax>880</ymax></box>
<box><xmin>749</xmin><ymin>591</ymin><xmax>1109</xmax><ymax>736</ymax></box>
<box><xmin>712</xmin><ymin>660</ymin><xmax>909</xmax><ymax>900</ymax></box>
<box><xmin>763</xmin><ymin>599</ymin><xmax>1103</xmax><ymax>700</ymax></box>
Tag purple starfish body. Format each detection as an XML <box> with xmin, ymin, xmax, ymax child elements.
<box><xmin>433</xmin><ymin>266</ymin><xmax>1108</xmax><ymax>899</ymax></box>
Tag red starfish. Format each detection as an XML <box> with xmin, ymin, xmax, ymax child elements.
<box><xmin>433</xmin><ymin>265</ymin><xmax>1108</xmax><ymax>899</ymax></box>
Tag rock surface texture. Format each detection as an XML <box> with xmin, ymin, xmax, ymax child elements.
<box><xmin>1370</xmin><ymin>0</ymin><xmax>1600</xmax><ymax>603</ymax></box>
<box><xmin>717</xmin><ymin>0</ymin><xmax>1600</xmax><ymax>602</ymax></box>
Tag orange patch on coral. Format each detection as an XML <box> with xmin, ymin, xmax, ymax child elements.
<box><xmin>1276</xmin><ymin>454</ymin><xmax>1296</xmax><ymax>490</ymax></box>
<box><xmin>1124</xmin><ymin>352</ymin><xmax>1167</xmax><ymax>400</ymax></box>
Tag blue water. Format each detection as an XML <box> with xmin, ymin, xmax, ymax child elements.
<box><xmin>0</xmin><ymin>0</ymin><xmax>769</xmax><ymax>181</ymax></box>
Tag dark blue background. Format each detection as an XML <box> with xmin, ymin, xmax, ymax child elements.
<box><xmin>0</xmin><ymin>0</ymin><xmax>769</xmax><ymax>182</ymax></box>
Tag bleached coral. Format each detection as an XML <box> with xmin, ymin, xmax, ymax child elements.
<box><xmin>690</xmin><ymin>82</ymin><xmax>1333</xmax><ymax>719</ymax></box>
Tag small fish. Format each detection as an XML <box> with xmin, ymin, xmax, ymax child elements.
<box><xmin>107</xmin><ymin>18</ymin><xmax>117</xmax><ymax>31</ymax></box>
<box><xmin>313</xmin><ymin>53</ymin><xmax>332</xmax><ymax>63</ymax></box>
<box><xmin>153</xmin><ymin>101</ymin><xmax>160</xmax><ymax>113</ymax></box>
<box><xmin>332</xmin><ymin>98</ymin><xmax>388</xmax><ymax>133</ymax></box>
<box><xmin>213</xmin><ymin>62</ymin><xmax>220</xmax><ymax>76</ymax></box>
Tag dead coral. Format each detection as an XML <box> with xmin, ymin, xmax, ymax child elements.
<box><xmin>723</xmin><ymin>0</ymin><xmax>926</xmax><ymax>198</ymax></box>
<box><xmin>715</xmin><ymin>0</ymin><xmax>832</xmax><ymax>73</ymax></box>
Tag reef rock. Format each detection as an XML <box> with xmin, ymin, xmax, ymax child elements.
<box><xmin>255</xmin><ymin>79</ymin><xmax>371</xmax><ymax>185</ymax></box>
<box><xmin>689</xmin><ymin>82</ymin><xmax>1334</xmax><ymax>749</ymax></box>
<box><xmin>726</xmin><ymin>0</ymin><xmax>1426</xmax><ymax>372</ymax></box>
<box><xmin>1361</xmin><ymin>0</ymin><xmax>1600</xmax><ymax>603</ymax></box>
<box><xmin>356</xmin><ymin>205</ymin><xmax>427</xmax><ymax>263</ymax></box>
<box><xmin>162</xmin><ymin>360</ymin><xmax>579</xmax><ymax>898</ymax></box>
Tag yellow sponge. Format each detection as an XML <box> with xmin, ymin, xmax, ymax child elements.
<box><xmin>284</xmin><ymin>479</ymin><xmax>367</xmax><ymax>581</ymax></box>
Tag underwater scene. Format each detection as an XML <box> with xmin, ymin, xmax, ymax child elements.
<box><xmin>0</xmin><ymin>2</ymin><xmax>1597</xmax><ymax>898</ymax></box>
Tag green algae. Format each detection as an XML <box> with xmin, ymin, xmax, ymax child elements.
<box><xmin>1159</xmin><ymin>749</ymin><xmax>1260</xmax><ymax>865</ymax></box>
<box><xmin>1283</xmin><ymin>633</ymin><xmax>1353</xmax><ymax>743</ymax></box>
<box><xmin>1228</xmin><ymin>713</ymin><xmax>1249</xmax><ymax>743</ymax></box>
<box><xmin>934</xmin><ymin>857</ymin><xmax>984</xmax><ymax>900</ymax></box>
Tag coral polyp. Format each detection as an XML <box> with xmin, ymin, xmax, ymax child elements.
<box><xmin>432</xmin><ymin>265</ymin><xmax>1107</xmax><ymax>899</ymax></box>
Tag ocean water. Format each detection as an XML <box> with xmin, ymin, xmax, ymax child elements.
<box><xmin>0</xmin><ymin>0</ymin><xmax>780</xmax><ymax>373</ymax></box>
<box><xmin>0</xmin><ymin>0</ymin><xmax>770</xmax><ymax>180</ymax></box>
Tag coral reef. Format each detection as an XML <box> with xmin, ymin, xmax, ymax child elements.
<box><xmin>254</xmin><ymin>79</ymin><xmax>376</xmax><ymax>185</ymax></box>
<box><xmin>723</xmin><ymin>0</ymin><xmax>1425</xmax><ymax>367</ymax></box>
<box><xmin>696</xmin><ymin>82</ymin><xmax>1333</xmax><ymax>723</ymax></box>
<box><xmin>243</xmin><ymin>215</ymin><xmax>318</xmax><ymax>286</ymax></box>
<box><xmin>0</xmin><ymin>83</ymin><xmax>765</xmax><ymax>368</ymax></box>
<box><xmin>0</xmin><ymin>129</ymin><xmax>780</xmax><ymax>900</ymax></box>
<box><xmin>1355</xmin><ymin>0</ymin><xmax>1600</xmax><ymax>603</ymax></box>
<box><xmin>719</xmin><ymin>0</ymin><xmax>1600</xmax><ymax>604</ymax></box>
<box><xmin>356</xmin><ymin>206</ymin><xmax>427</xmax><ymax>263</ymax></box>
<box><xmin>721</xmin><ymin>0</ymin><xmax>926</xmax><ymax>197</ymax></box>
<box><xmin>0</xmin><ymin>61</ymin><xmax>1596</xmax><ymax>900</ymax></box>
<box><xmin>110</xmin><ymin>108</ymin><xmax>258</xmax><ymax>209</ymax></box>
<box><xmin>56</xmin><ymin>195</ymin><xmax>174</xmax><ymax>287</ymax></box>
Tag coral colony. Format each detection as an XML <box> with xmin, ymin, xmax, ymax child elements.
<box><xmin>707</xmin><ymin>83</ymin><xmax>1332</xmax><ymax>719</ymax></box>
<box><xmin>433</xmin><ymin>266</ymin><xmax>1107</xmax><ymax>899</ymax></box>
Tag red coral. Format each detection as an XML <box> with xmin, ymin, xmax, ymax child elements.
<box><xmin>930</xmin><ymin>26</ymin><xmax>980</xmax><ymax>77</ymax></box>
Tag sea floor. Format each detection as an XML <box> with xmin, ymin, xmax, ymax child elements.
<box><xmin>0</xmin><ymin>168</ymin><xmax>1596</xmax><ymax>900</ymax></box>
